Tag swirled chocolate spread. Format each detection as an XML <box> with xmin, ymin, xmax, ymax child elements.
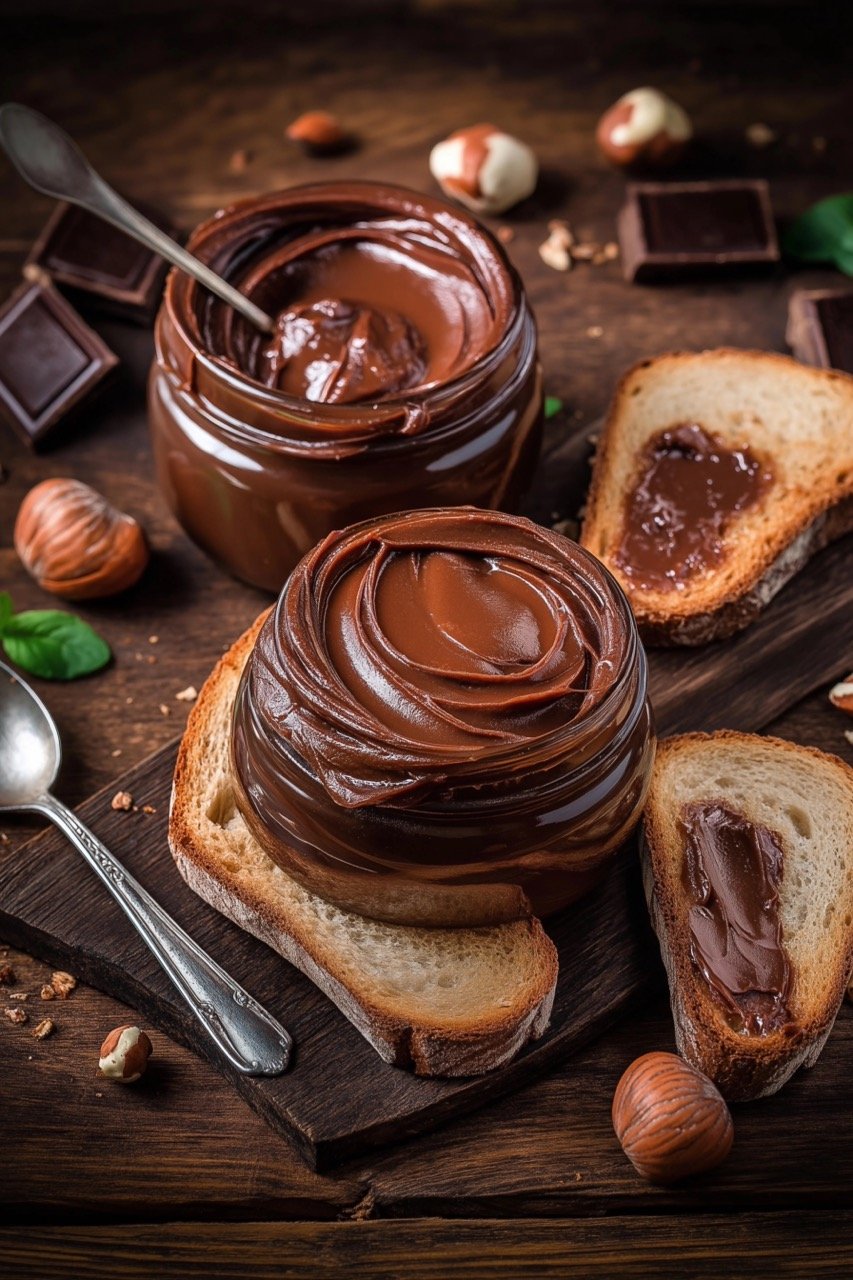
<box><xmin>191</xmin><ymin>190</ymin><xmax>507</xmax><ymax>418</ymax></box>
<box><xmin>681</xmin><ymin>802</ymin><xmax>793</xmax><ymax>1036</ymax></box>
<box><xmin>230</xmin><ymin>508</ymin><xmax>652</xmax><ymax>924</ymax></box>
<box><xmin>614</xmin><ymin>424</ymin><xmax>773</xmax><ymax>590</ymax></box>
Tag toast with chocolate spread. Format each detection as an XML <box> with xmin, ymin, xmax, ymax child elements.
<box><xmin>168</xmin><ymin>614</ymin><xmax>558</xmax><ymax>1078</ymax></box>
<box><xmin>643</xmin><ymin>731</ymin><xmax>853</xmax><ymax>1100</ymax></box>
<box><xmin>581</xmin><ymin>350</ymin><xmax>853</xmax><ymax>645</ymax></box>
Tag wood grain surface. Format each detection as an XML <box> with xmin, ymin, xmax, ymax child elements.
<box><xmin>1</xmin><ymin>1</ymin><xmax>852</xmax><ymax>1275</ymax></box>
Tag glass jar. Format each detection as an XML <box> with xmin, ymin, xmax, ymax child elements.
<box><xmin>149</xmin><ymin>183</ymin><xmax>542</xmax><ymax>592</ymax></box>
<box><xmin>231</xmin><ymin>509</ymin><xmax>656</xmax><ymax>927</ymax></box>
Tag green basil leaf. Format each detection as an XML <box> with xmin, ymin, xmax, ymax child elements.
<box><xmin>1</xmin><ymin>609</ymin><xmax>111</xmax><ymax>680</ymax></box>
<box><xmin>783</xmin><ymin>194</ymin><xmax>853</xmax><ymax>275</ymax></box>
<box><xmin>0</xmin><ymin>592</ymin><xmax>12</xmax><ymax>632</ymax></box>
<box><xmin>544</xmin><ymin>395</ymin><xmax>563</xmax><ymax>419</ymax></box>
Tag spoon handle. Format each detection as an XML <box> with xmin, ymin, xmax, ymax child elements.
<box><xmin>82</xmin><ymin>178</ymin><xmax>275</xmax><ymax>333</ymax></box>
<box><xmin>37</xmin><ymin>792</ymin><xmax>291</xmax><ymax>1077</ymax></box>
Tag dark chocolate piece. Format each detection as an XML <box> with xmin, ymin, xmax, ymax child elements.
<box><xmin>25</xmin><ymin>201</ymin><xmax>173</xmax><ymax>324</ymax></box>
<box><xmin>0</xmin><ymin>281</ymin><xmax>118</xmax><ymax>448</ymax></box>
<box><xmin>618</xmin><ymin>180</ymin><xmax>779</xmax><ymax>282</ymax></box>
<box><xmin>786</xmin><ymin>288</ymin><xmax>853</xmax><ymax>375</ymax></box>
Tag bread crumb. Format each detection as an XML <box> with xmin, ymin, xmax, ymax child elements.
<box><xmin>497</xmin><ymin>225</ymin><xmax>514</xmax><ymax>244</ymax></box>
<box><xmin>176</xmin><ymin>686</ymin><xmax>198</xmax><ymax>703</ymax></box>
<box><xmin>4</xmin><ymin>1006</ymin><xmax>27</xmax><ymax>1024</ymax></box>
<box><xmin>32</xmin><ymin>1018</ymin><xmax>55</xmax><ymax>1040</ymax></box>
<box><xmin>142</xmin><ymin>805</ymin><xmax>157</xmax><ymax>815</ymax></box>
<box><xmin>148</xmin><ymin>635</ymin><xmax>159</xmax><ymax>645</ymax></box>
<box><xmin>111</xmin><ymin>791</ymin><xmax>134</xmax><ymax>812</ymax></box>
<box><xmin>40</xmin><ymin>985</ymin><xmax>56</xmax><ymax>1001</ymax></box>
<box><xmin>159</xmin><ymin>704</ymin><xmax>171</xmax><ymax>717</ymax></box>
<box><xmin>844</xmin><ymin>729</ymin><xmax>853</xmax><ymax>747</ymax></box>
<box><xmin>586</xmin><ymin>325</ymin><xmax>604</xmax><ymax>338</ymax></box>
<box><xmin>111</xmin><ymin>749</ymin><xmax>122</xmax><ymax>758</ymax></box>
<box><xmin>9</xmin><ymin>992</ymin><xmax>28</xmax><ymax>1001</ymax></box>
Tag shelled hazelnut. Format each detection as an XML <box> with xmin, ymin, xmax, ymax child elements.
<box><xmin>612</xmin><ymin>1051</ymin><xmax>733</xmax><ymax>1182</ymax></box>
<box><xmin>596</xmin><ymin>88</ymin><xmax>692</xmax><ymax>170</ymax></box>
<box><xmin>429</xmin><ymin>124</ymin><xmax>538</xmax><ymax>215</ymax></box>
<box><xmin>14</xmin><ymin>478</ymin><xmax>149</xmax><ymax>600</ymax></box>
<box><xmin>98</xmin><ymin>1025</ymin><xmax>153</xmax><ymax>1083</ymax></box>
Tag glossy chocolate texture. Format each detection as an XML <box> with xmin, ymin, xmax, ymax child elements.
<box><xmin>149</xmin><ymin>184</ymin><xmax>542</xmax><ymax>592</ymax></box>
<box><xmin>614</xmin><ymin>423</ymin><xmax>773</xmax><ymax>591</ymax></box>
<box><xmin>787</xmin><ymin>288</ymin><xmax>853</xmax><ymax>375</ymax></box>
<box><xmin>231</xmin><ymin>508</ymin><xmax>654</xmax><ymax>927</ymax></box>
<box><xmin>26</xmin><ymin>201</ymin><xmax>172</xmax><ymax>324</ymax></box>
<box><xmin>618</xmin><ymin>180</ymin><xmax>779</xmax><ymax>282</ymax></box>
<box><xmin>0</xmin><ymin>281</ymin><xmax>118</xmax><ymax>448</ymax></box>
<box><xmin>680</xmin><ymin>802</ymin><xmax>793</xmax><ymax>1036</ymax></box>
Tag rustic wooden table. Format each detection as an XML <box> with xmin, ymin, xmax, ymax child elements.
<box><xmin>1</xmin><ymin>4</ymin><xmax>851</xmax><ymax>1276</ymax></box>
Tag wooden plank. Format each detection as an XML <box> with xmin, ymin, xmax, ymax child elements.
<box><xmin>0</xmin><ymin>1214</ymin><xmax>850</xmax><ymax>1279</ymax></box>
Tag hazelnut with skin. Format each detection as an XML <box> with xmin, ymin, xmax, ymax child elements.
<box><xmin>612</xmin><ymin>1051</ymin><xmax>734</xmax><ymax>1183</ymax></box>
<box><xmin>98</xmin><ymin>1025</ymin><xmax>153</xmax><ymax>1083</ymax></box>
<box><xmin>14</xmin><ymin>478</ymin><xmax>149</xmax><ymax>601</ymax></box>
<box><xmin>596</xmin><ymin>87</ymin><xmax>692</xmax><ymax>170</ymax></box>
<box><xmin>429</xmin><ymin>124</ymin><xmax>538</xmax><ymax>216</ymax></box>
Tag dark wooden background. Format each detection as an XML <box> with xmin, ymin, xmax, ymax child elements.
<box><xmin>1</xmin><ymin>2</ymin><xmax>852</xmax><ymax>1276</ymax></box>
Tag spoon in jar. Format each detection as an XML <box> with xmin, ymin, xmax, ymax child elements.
<box><xmin>0</xmin><ymin>660</ymin><xmax>291</xmax><ymax>1076</ymax></box>
<box><xmin>0</xmin><ymin>102</ymin><xmax>275</xmax><ymax>334</ymax></box>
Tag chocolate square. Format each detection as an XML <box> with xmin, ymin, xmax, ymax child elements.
<box><xmin>0</xmin><ymin>282</ymin><xmax>119</xmax><ymax>447</ymax></box>
<box><xmin>25</xmin><ymin>201</ymin><xmax>173</xmax><ymax>324</ymax></box>
<box><xmin>787</xmin><ymin>288</ymin><xmax>853</xmax><ymax>375</ymax></box>
<box><xmin>618</xmin><ymin>180</ymin><xmax>780</xmax><ymax>282</ymax></box>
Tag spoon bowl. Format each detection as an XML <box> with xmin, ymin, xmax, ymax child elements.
<box><xmin>0</xmin><ymin>660</ymin><xmax>61</xmax><ymax>809</ymax></box>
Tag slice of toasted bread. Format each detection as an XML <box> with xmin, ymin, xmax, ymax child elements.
<box><xmin>168</xmin><ymin>614</ymin><xmax>558</xmax><ymax>1077</ymax></box>
<box><xmin>581</xmin><ymin>349</ymin><xmax>853</xmax><ymax>645</ymax></box>
<box><xmin>643</xmin><ymin>731</ymin><xmax>853</xmax><ymax>1100</ymax></box>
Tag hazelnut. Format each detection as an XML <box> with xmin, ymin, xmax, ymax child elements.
<box><xmin>596</xmin><ymin>88</ymin><xmax>692</xmax><ymax>170</ymax></box>
<box><xmin>829</xmin><ymin>674</ymin><xmax>853</xmax><ymax>715</ymax></box>
<box><xmin>286</xmin><ymin>110</ymin><xmax>349</xmax><ymax>153</ymax></box>
<box><xmin>98</xmin><ymin>1025</ymin><xmax>153</xmax><ymax>1083</ymax></box>
<box><xmin>14</xmin><ymin>479</ymin><xmax>149</xmax><ymax>601</ymax></box>
<box><xmin>612</xmin><ymin>1051</ymin><xmax>733</xmax><ymax>1183</ymax></box>
<box><xmin>429</xmin><ymin>124</ymin><xmax>538</xmax><ymax>216</ymax></box>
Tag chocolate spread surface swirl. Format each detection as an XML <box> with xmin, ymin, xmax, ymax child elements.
<box><xmin>233</xmin><ymin>508</ymin><xmax>631</xmax><ymax>811</ymax></box>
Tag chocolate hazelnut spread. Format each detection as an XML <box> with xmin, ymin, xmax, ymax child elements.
<box><xmin>680</xmin><ymin>802</ymin><xmax>793</xmax><ymax>1036</ymax></box>
<box><xmin>231</xmin><ymin>507</ymin><xmax>655</xmax><ymax>926</ymax></box>
<box><xmin>150</xmin><ymin>184</ymin><xmax>542</xmax><ymax>591</ymax></box>
<box><xmin>614</xmin><ymin>423</ymin><xmax>773</xmax><ymax>590</ymax></box>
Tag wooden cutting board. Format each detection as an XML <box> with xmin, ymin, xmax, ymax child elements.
<box><xmin>1</xmin><ymin>429</ymin><xmax>850</xmax><ymax>1171</ymax></box>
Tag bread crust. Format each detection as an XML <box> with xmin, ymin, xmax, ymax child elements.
<box><xmin>643</xmin><ymin>730</ymin><xmax>853</xmax><ymax>1099</ymax></box>
<box><xmin>581</xmin><ymin>349</ymin><xmax>853</xmax><ymax>646</ymax></box>
<box><xmin>169</xmin><ymin>614</ymin><xmax>559</xmax><ymax>1077</ymax></box>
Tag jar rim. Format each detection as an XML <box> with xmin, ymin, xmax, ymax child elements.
<box><xmin>159</xmin><ymin>181</ymin><xmax>528</xmax><ymax>447</ymax></box>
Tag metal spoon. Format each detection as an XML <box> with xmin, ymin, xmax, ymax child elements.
<box><xmin>0</xmin><ymin>102</ymin><xmax>275</xmax><ymax>334</ymax></box>
<box><xmin>0</xmin><ymin>661</ymin><xmax>291</xmax><ymax>1076</ymax></box>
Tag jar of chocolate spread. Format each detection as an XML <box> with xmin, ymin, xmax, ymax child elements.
<box><xmin>149</xmin><ymin>184</ymin><xmax>542</xmax><ymax>591</ymax></box>
<box><xmin>231</xmin><ymin>508</ymin><xmax>655</xmax><ymax>926</ymax></box>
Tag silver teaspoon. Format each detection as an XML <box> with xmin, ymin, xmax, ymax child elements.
<box><xmin>0</xmin><ymin>102</ymin><xmax>275</xmax><ymax>334</ymax></box>
<box><xmin>0</xmin><ymin>660</ymin><xmax>291</xmax><ymax>1076</ymax></box>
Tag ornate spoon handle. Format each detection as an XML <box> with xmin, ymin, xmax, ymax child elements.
<box><xmin>37</xmin><ymin>792</ymin><xmax>291</xmax><ymax>1076</ymax></box>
